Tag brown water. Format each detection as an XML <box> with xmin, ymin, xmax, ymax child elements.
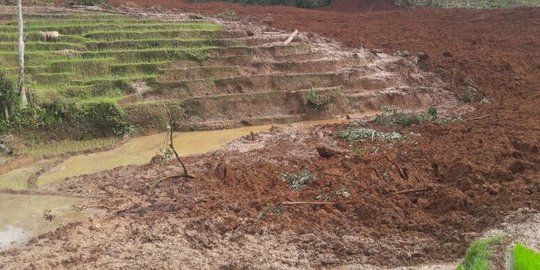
<box><xmin>0</xmin><ymin>194</ymin><xmax>91</xmax><ymax>251</ymax></box>
<box><xmin>37</xmin><ymin>119</ymin><xmax>343</xmax><ymax>186</ymax></box>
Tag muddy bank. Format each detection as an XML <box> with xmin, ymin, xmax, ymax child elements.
<box><xmin>1</xmin><ymin>118</ymin><xmax>538</xmax><ymax>268</ymax></box>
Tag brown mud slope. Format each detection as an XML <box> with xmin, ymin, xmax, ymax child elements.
<box><xmin>320</xmin><ymin>0</ymin><xmax>400</xmax><ymax>12</ymax></box>
<box><xmin>1</xmin><ymin>3</ymin><xmax>540</xmax><ymax>270</ymax></box>
<box><xmin>1</xmin><ymin>120</ymin><xmax>539</xmax><ymax>268</ymax></box>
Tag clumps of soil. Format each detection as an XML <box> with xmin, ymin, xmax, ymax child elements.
<box><xmin>2</xmin><ymin>117</ymin><xmax>538</xmax><ymax>268</ymax></box>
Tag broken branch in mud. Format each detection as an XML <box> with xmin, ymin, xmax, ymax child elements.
<box><xmin>392</xmin><ymin>187</ymin><xmax>430</xmax><ymax>195</ymax></box>
<box><xmin>280</xmin><ymin>201</ymin><xmax>336</xmax><ymax>205</ymax></box>
<box><xmin>283</xmin><ymin>29</ymin><xmax>298</xmax><ymax>45</ymax></box>
<box><xmin>463</xmin><ymin>115</ymin><xmax>492</xmax><ymax>121</ymax></box>
<box><xmin>166</xmin><ymin>110</ymin><xmax>194</xmax><ymax>179</ymax></box>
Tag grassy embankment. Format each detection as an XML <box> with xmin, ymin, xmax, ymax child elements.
<box><xmin>0</xmin><ymin>13</ymin><xmax>229</xmax><ymax>139</ymax></box>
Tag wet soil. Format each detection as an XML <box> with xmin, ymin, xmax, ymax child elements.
<box><xmin>1</xmin><ymin>3</ymin><xmax>539</xmax><ymax>269</ymax></box>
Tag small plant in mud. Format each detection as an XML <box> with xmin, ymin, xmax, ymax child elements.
<box><xmin>393</xmin><ymin>50</ymin><xmax>411</xmax><ymax>57</ymax></box>
<box><xmin>282</xmin><ymin>168</ymin><xmax>316</xmax><ymax>190</ymax></box>
<box><xmin>374</xmin><ymin>106</ymin><xmax>452</xmax><ymax>127</ymax></box>
<box><xmin>257</xmin><ymin>203</ymin><xmax>283</xmax><ymax>220</ymax></box>
<box><xmin>42</xmin><ymin>209</ymin><xmax>56</xmax><ymax>222</ymax></box>
<box><xmin>459</xmin><ymin>85</ymin><xmax>483</xmax><ymax>103</ymax></box>
<box><xmin>306</xmin><ymin>89</ymin><xmax>332</xmax><ymax>111</ymax></box>
<box><xmin>337</xmin><ymin>126</ymin><xmax>403</xmax><ymax>142</ymax></box>
<box><xmin>316</xmin><ymin>187</ymin><xmax>350</xmax><ymax>201</ymax></box>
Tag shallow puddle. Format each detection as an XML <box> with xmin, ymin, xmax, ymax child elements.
<box><xmin>1</xmin><ymin>119</ymin><xmax>346</xmax><ymax>188</ymax></box>
<box><xmin>0</xmin><ymin>193</ymin><xmax>90</xmax><ymax>251</ymax></box>
<box><xmin>36</xmin><ymin>125</ymin><xmax>273</xmax><ymax>186</ymax></box>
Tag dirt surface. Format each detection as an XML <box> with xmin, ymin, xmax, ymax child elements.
<box><xmin>1</xmin><ymin>2</ymin><xmax>540</xmax><ymax>269</ymax></box>
<box><xmin>320</xmin><ymin>0</ymin><xmax>400</xmax><ymax>12</ymax></box>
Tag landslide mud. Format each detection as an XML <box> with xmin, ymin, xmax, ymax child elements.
<box><xmin>1</xmin><ymin>3</ymin><xmax>539</xmax><ymax>269</ymax></box>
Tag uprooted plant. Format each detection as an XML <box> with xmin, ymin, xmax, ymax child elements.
<box><xmin>282</xmin><ymin>168</ymin><xmax>316</xmax><ymax>190</ymax></box>
<box><xmin>316</xmin><ymin>187</ymin><xmax>351</xmax><ymax>201</ymax></box>
<box><xmin>337</xmin><ymin>123</ymin><xmax>403</xmax><ymax>142</ymax></box>
<box><xmin>257</xmin><ymin>203</ymin><xmax>283</xmax><ymax>220</ymax></box>
<box><xmin>374</xmin><ymin>105</ymin><xmax>453</xmax><ymax>127</ymax></box>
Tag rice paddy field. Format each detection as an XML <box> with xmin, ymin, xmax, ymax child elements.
<box><xmin>0</xmin><ymin>13</ymin><xmax>225</xmax><ymax>105</ymax></box>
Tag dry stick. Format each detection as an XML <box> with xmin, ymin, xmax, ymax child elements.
<box><xmin>463</xmin><ymin>115</ymin><xmax>492</xmax><ymax>121</ymax></box>
<box><xmin>283</xmin><ymin>29</ymin><xmax>298</xmax><ymax>45</ymax></box>
<box><xmin>281</xmin><ymin>201</ymin><xmax>335</xmax><ymax>205</ymax></box>
<box><xmin>395</xmin><ymin>163</ymin><xmax>407</xmax><ymax>179</ymax></box>
<box><xmin>392</xmin><ymin>187</ymin><xmax>430</xmax><ymax>195</ymax></box>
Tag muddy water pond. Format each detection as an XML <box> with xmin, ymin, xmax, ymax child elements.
<box><xmin>34</xmin><ymin>119</ymin><xmax>342</xmax><ymax>187</ymax></box>
<box><xmin>0</xmin><ymin>194</ymin><xmax>92</xmax><ymax>251</ymax></box>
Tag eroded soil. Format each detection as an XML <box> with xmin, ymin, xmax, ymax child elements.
<box><xmin>0</xmin><ymin>2</ymin><xmax>539</xmax><ymax>269</ymax></box>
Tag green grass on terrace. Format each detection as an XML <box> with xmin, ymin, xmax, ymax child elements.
<box><xmin>0</xmin><ymin>12</ymin><xmax>224</xmax><ymax>105</ymax></box>
<box><xmin>514</xmin><ymin>243</ymin><xmax>540</xmax><ymax>270</ymax></box>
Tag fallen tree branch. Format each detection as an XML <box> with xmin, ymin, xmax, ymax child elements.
<box><xmin>392</xmin><ymin>187</ymin><xmax>430</xmax><ymax>195</ymax></box>
<box><xmin>463</xmin><ymin>115</ymin><xmax>491</xmax><ymax>121</ymax></box>
<box><xmin>283</xmin><ymin>29</ymin><xmax>298</xmax><ymax>45</ymax></box>
<box><xmin>166</xmin><ymin>110</ymin><xmax>195</xmax><ymax>179</ymax></box>
<box><xmin>280</xmin><ymin>201</ymin><xmax>336</xmax><ymax>205</ymax></box>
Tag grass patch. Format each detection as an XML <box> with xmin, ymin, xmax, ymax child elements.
<box><xmin>281</xmin><ymin>168</ymin><xmax>316</xmax><ymax>190</ymax></box>
<box><xmin>514</xmin><ymin>243</ymin><xmax>540</xmax><ymax>270</ymax></box>
<box><xmin>456</xmin><ymin>236</ymin><xmax>504</xmax><ymax>270</ymax></box>
<box><xmin>20</xmin><ymin>137</ymin><xmax>119</xmax><ymax>158</ymax></box>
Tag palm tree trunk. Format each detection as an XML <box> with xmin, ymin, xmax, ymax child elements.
<box><xmin>17</xmin><ymin>0</ymin><xmax>28</xmax><ymax>107</ymax></box>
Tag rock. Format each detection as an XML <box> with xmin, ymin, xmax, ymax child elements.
<box><xmin>317</xmin><ymin>145</ymin><xmax>346</xmax><ymax>158</ymax></box>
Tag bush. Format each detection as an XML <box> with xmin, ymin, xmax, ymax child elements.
<box><xmin>374</xmin><ymin>106</ymin><xmax>451</xmax><ymax>127</ymax></box>
<box><xmin>282</xmin><ymin>169</ymin><xmax>316</xmax><ymax>190</ymax></box>
<box><xmin>0</xmin><ymin>71</ymin><xmax>18</xmax><ymax>121</ymax></box>
<box><xmin>337</xmin><ymin>126</ymin><xmax>403</xmax><ymax>142</ymax></box>
<box><xmin>306</xmin><ymin>89</ymin><xmax>332</xmax><ymax>111</ymax></box>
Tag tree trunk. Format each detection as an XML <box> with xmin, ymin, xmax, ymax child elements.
<box><xmin>17</xmin><ymin>0</ymin><xmax>28</xmax><ymax>107</ymax></box>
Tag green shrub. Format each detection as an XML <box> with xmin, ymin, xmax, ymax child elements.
<box><xmin>337</xmin><ymin>126</ymin><xmax>403</xmax><ymax>142</ymax></box>
<box><xmin>459</xmin><ymin>86</ymin><xmax>484</xmax><ymax>103</ymax></box>
<box><xmin>0</xmin><ymin>70</ymin><xmax>18</xmax><ymax>121</ymax></box>
<box><xmin>374</xmin><ymin>106</ymin><xmax>451</xmax><ymax>127</ymax></box>
<box><xmin>306</xmin><ymin>88</ymin><xmax>332</xmax><ymax>111</ymax></box>
<box><xmin>282</xmin><ymin>168</ymin><xmax>316</xmax><ymax>190</ymax></box>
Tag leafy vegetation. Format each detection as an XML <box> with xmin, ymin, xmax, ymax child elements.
<box><xmin>0</xmin><ymin>70</ymin><xmax>18</xmax><ymax>120</ymax></box>
<box><xmin>337</xmin><ymin>122</ymin><xmax>403</xmax><ymax>142</ymax></box>
<box><xmin>258</xmin><ymin>203</ymin><xmax>282</xmax><ymax>219</ymax></box>
<box><xmin>459</xmin><ymin>85</ymin><xmax>483</xmax><ymax>103</ymax></box>
<box><xmin>0</xmin><ymin>13</ymin><xmax>223</xmax><ymax>138</ymax></box>
<box><xmin>514</xmin><ymin>243</ymin><xmax>540</xmax><ymax>270</ymax></box>
<box><xmin>455</xmin><ymin>236</ymin><xmax>504</xmax><ymax>270</ymax></box>
<box><xmin>306</xmin><ymin>88</ymin><xmax>332</xmax><ymax>111</ymax></box>
<box><xmin>316</xmin><ymin>187</ymin><xmax>350</xmax><ymax>201</ymax></box>
<box><xmin>374</xmin><ymin>106</ymin><xmax>453</xmax><ymax>127</ymax></box>
<box><xmin>282</xmin><ymin>168</ymin><xmax>316</xmax><ymax>190</ymax></box>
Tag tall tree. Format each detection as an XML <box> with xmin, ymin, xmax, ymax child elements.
<box><xmin>17</xmin><ymin>0</ymin><xmax>28</xmax><ymax>107</ymax></box>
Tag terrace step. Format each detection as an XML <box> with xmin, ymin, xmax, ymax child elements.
<box><xmin>156</xmin><ymin>71</ymin><xmax>401</xmax><ymax>98</ymax></box>
<box><xmin>179</xmin><ymin>87</ymin><xmax>347</xmax><ymax>122</ymax></box>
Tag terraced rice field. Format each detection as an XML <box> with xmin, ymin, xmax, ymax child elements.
<box><xmin>0</xmin><ymin>13</ymin><xmax>226</xmax><ymax>105</ymax></box>
<box><xmin>0</xmin><ymin>8</ymin><xmax>452</xmax><ymax>135</ymax></box>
